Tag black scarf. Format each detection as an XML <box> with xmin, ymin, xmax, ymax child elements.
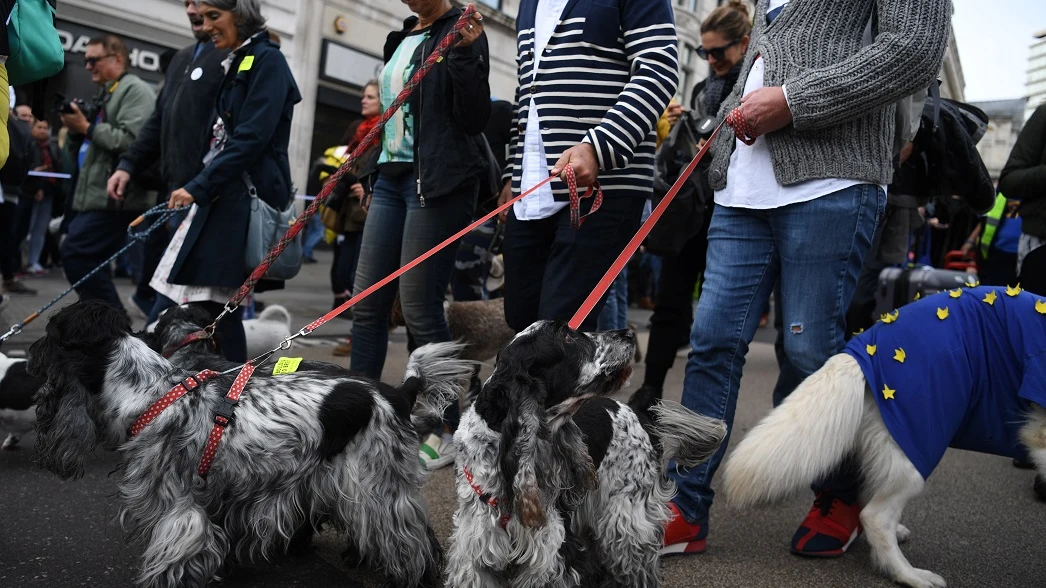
<box><xmin>701</xmin><ymin>63</ymin><xmax>743</xmax><ymax>117</ymax></box>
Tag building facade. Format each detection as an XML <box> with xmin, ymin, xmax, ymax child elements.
<box><xmin>972</xmin><ymin>98</ymin><xmax>1026</xmax><ymax>184</ymax></box>
<box><xmin>1026</xmin><ymin>29</ymin><xmax>1046</xmax><ymax>122</ymax></box>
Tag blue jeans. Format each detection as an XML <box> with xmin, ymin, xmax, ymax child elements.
<box><xmin>669</xmin><ymin>184</ymin><xmax>885</xmax><ymax>524</ymax></box>
<box><xmin>597</xmin><ymin>268</ymin><xmax>629</xmax><ymax>330</ymax></box>
<box><xmin>350</xmin><ymin>173</ymin><xmax>476</xmax><ymax>381</ymax></box>
<box><xmin>302</xmin><ymin>212</ymin><xmax>325</xmax><ymax>259</ymax></box>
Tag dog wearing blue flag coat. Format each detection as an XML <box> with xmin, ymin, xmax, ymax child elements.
<box><xmin>723</xmin><ymin>286</ymin><xmax>1046</xmax><ymax>588</ymax></box>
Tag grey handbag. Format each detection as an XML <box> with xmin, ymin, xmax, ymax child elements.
<box><xmin>243</xmin><ymin>173</ymin><xmax>303</xmax><ymax>281</ymax></box>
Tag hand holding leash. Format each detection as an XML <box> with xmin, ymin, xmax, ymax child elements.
<box><xmin>457</xmin><ymin>5</ymin><xmax>484</xmax><ymax>47</ymax></box>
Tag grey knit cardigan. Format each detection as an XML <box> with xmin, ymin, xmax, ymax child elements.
<box><xmin>709</xmin><ymin>0</ymin><xmax>953</xmax><ymax>191</ymax></box>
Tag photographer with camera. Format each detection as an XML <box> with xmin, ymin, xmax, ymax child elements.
<box><xmin>59</xmin><ymin>34</ymin><xmax>156</xmax><ymax>315</ymax></box>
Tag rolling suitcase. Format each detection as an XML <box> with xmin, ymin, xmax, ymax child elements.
<box><xmin>874</xmin><ymin>267</ymin><xmax>972</xmax><ymax>317</ymax></box>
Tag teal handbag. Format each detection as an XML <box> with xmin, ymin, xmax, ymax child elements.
<box><xmin>6</xmin><ymin>0</ymin><xmax>65</xmax><ymax>86</ymax></box>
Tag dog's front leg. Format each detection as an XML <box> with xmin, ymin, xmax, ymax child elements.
<box><xmin>120</xmin><ymin>457</ymin><xmax>229</xmax><ymax>588</ymax></box>
<box><xmin>445</xmin><ymin>505</ymin><xmax>512</xmax><ymax>588</ymax></box>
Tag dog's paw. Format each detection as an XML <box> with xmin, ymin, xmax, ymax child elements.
<box><xmin>896</xmin><ymin>568</ymin><xmax>947</xmax><ymax>588</ymax></box>
<box><xmin>896</xmin><ymin>523</ymin><xmax>911</xmax><ymax>544</ymax></box>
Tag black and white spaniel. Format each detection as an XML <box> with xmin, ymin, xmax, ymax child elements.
<box><xmin>445</xmin><ymin>321</ymin><xmax>727</xmax><ymax>587</ymax></box>
<box><xmin>29</xmin><ymin>301</ymin><xmax>473</xmax><ymax>588</ymax></box>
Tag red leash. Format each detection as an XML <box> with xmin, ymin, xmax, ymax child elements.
<box><xmin>568</xmin><ymin>120</ymin><xmax>727</xmax><ymax>330</ymax></box>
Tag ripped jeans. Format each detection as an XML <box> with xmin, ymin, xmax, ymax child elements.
<box><xmin>669</xmin><ymin>184</ymin><xmax>885</xmax><ymax>524</ymax></box>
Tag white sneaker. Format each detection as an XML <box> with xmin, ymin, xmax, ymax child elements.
<box><xmin>418</xmin><ymin>433</ymin><xmax>457</xmax><ymax>471</ymax></box>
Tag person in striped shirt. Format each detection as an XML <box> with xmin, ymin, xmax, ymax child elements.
<box><xmin>498</xmin><ymin>0</ymin><xmax>679</xmax><ymax>332</ymax></box>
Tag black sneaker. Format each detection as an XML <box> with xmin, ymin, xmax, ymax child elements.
<box><xmin>2</xmin><ymin>280</ymin><xmax>36</xmax><ymax>296</ymax></box>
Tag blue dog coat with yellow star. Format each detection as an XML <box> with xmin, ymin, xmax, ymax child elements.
<box><xmin>843</xmin><ymin>286</ymin><xmax>1046</xmax><ymax>479</ymax></box>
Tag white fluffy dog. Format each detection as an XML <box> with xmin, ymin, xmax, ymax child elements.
<box><xmin>723</xmin><ymin>286</ymin><xmax>1046</xmax><ymax>588</ymax></box>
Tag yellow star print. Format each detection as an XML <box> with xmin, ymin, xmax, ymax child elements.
<box><xmin>1006</xmin><ymin>284</ymin><xmax>1022</xmax><ymax>297</ymax></box>
<box><xmin>914</xmin><ymin>292</ymin><xmax>921</xmax><ymax>300</ymax></box>
<box><xmin>866</xmin><ymin>345</ymin><xmax>877</xmax><ymax>356</ymax></box>
<box><xmin>882</xmin><ymin>385</ymin><xmax>895</xmax><ymax>400</ymax></box>
<box><xmin>936</xmin><ymin>307</ymin><xmax>949</xmax><ymax>320</ymax></box>
<box><xmin>1037</xmin><ymin>300</ymin><xmax>1046</xmax><ymax>315</ymax></box>
<box><xmin>893</xmin><ymin>348</ymin><xmax>906</xmax><ymax>363</ymax></box>
<box><xmin>880</xmin><ymin>310</ymin><xmax>899</xmax><ymax>324</ymax></box>
<box><xmin>982</xmin><ymin>290</ymin><xmax>998</xmax><ymax>306</ymax></box>
<box><xmin>949</xmin><ymin>288</ymin><xmax>962</xmax><ymax>298</ymax></box>
<box><xmin>964</xmin><ymin>277</ymin><xmax>980</xmax><ymax>288</ymax></box>
<box><xmin>852</xmin><ymin>328</ymin><xmax>865</xmax><ymax>336</ymax></box>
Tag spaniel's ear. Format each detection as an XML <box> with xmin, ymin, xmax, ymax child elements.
<box><xmin>496</xmin><ymin>374</ymin><xmax>550</xmax><ymax>529</ymax></box>
<box><xmin>549</xmin><ymin>418</ymin><xmax>597</xmax><ymax>512</ymax></box>
<box><xmin>33</xmin><ymin>377</ymin><xmax>98</xmax><ymax>480</ymax></box>
<box><xmin>50</xmin><ymin>301</ymin><xmax>131</xmax><ymax>349</ymax></box>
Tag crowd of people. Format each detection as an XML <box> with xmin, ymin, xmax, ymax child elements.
<box><xmin>2</xmin><ymin>0</ymin><xmax>1044</xmax><ymax>565</ymax></box>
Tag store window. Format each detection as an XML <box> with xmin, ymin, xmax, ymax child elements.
<box><xmin>675</xmin><ymin>0</ymin><xmax>698</xmax><ymax>11</ymax></box>
<box><xmin>475</xmin><ymin>0</ymin><xmax>502</xmax><ymax>10</ymax></box>
<box><xmin>678</xmin><ymin>41</ymin><xmax>698</xmax><ymax>106</ymax></box>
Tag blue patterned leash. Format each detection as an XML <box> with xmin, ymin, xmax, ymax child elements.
<box><xmin>0</xmin><ymin>204</ymin><xmax>188</xmax><ymax>343</ymax></box>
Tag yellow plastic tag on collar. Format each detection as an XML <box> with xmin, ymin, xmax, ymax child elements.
<box><xmin>238</xmin><ymin>55</ymin><xmax>255</xmax><ymax>72</ymax></box>
<box><xmin>272</xmin><ymin>357</ymin><xmax>303</xmax><ymax>375</ymax></box>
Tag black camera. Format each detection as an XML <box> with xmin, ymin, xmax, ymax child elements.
<box><xmin>53</xmin><ymin>93</ymin><xmax>100</xmax><ymax>122</ymax></box>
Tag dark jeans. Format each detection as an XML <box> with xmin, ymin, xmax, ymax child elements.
<box><xmin>133</xmin><ymin>217</ymin><xmax>173</xmax><ymax>305</ymax></box>
<box><xmin>503</xmin><ymin>196</ymin><xmax>645</xmax><ymax>332</ymax></box>
<box><xmin>61</xmin><ymin>210</ymin><xmax>141</xmax><ymax>314</ymax></box>
<box><xmin>330</xmin><ymin>231</ymin><xmax>363</xmax><ymax>295</ymax></box>
<box><xmin>350</xmin><ymin>173</ymin><xmax>476</xmax><ymax>383</ymax></box>
<box><xmin>0</xmin><ymin>200</ymin><xmax>18</xmax><ymax>281</ymax></box>
<box><xmin>642</xmin><ymin>216</ymin><xmax>711</xmax><ymax>393</ymax></box>
<box><xmin>669</xmin><ymin>184</ymin><xmax>884</xmax><ymax>524</ymax></box>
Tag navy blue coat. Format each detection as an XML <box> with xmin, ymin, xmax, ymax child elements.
<box><xmin>172</xmin><ymin>32</ymin><xmax>301</xmax><ymax>289</ymax></box>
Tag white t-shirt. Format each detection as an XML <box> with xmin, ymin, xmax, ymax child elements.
<box><xmin>515</xmin><ymin>0</ymin><xmax>570</xmax><ymax>221</ymax></box>
<box><xmin>714</xmin><ymin>0</ymin><xmax>876</xmax><ymax>210</ymax></box>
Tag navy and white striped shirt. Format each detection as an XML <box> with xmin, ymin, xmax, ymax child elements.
<box><xmin>506</xmin><ymin>0</ymin><xmax>679</xmax><ymax>201</ymax></box>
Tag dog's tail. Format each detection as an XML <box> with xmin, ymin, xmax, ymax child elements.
<box><xmin>257</xmin><ymin>304</ymin><xmax>292</xmax><ymax>327</ymax></box>
<box><xmin>648</xmin><ymin>400</ymin><xmax>727</xmax><ymax>469</ymax></box>
<box><xmin>401</xmin><ymin>341</ymin><xmax>474</xmax><ymax>434</ymax></box>
<box><xmin>722</xmin><ymin>353</ymin><xmax>866</xmax><ymax>508</ymax></box>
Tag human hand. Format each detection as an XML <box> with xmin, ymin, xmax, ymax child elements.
<box><xmin>738</xmin><ymin>86</ymin><xmax>792</xmax><ymax>137</ymax></box>
<box><xmin>550</xmin><ymin>143</ymin><xmax>599</xmax><ymax>188</ymax></box>
<box><xmin>497</xmin><ymin>179</ymin><xmax>512</xmax><ymax>223</ymax></box>
<box><xmin>108</xmin><ymin>170</ymin><xmax>131</xmax><ymax>201</ymax></box>
<box><xmin>960</xmin><ymin>241</ymin><xmax>974</xmax><ymax>256</ymax></box>
<box><xmin>34</xmin><ymin>190</ymin><xmax>44</xmax><ymax>202</ymax></box>
<box><xmin>457</xmin><ymin>6</ymin><xmax>484</xmax><ymax>48</ymax></box>
<box><xmin>59</xmin><ymin>102</ymin><xmax>91</xmax><ymax>135</ymax></box>
<box><xmin>666</xmin><ymin>103</ymin><xmax>684</xmax><ymax>127</ymax></box>
<box><xmin>898</xmin><ymin>141</ymin><xmax>914</xmax><ymax>165</ymax></box>
<box><xmin>168</xmin><ymin>188</ymin><xmax>195</xmax><ymax>208</ymax></box>
<box><xmin>927</xmin><ymin>217</ymin><xmax>948</xmax><ymax>230</ymax></box>
<box><xmin>350</xmin><ymin>183</ymin><xmax>365</xmax><ymax>199</ymax></box>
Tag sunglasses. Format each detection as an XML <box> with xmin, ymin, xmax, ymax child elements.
<box><xmin>84</xmin><ymin>54</ymin><xmax>116</xmax><ymax>68</ymax></box>
<box><xmin>696</xmin><ymin>40</ymin><xmax>741</xmax><ymax>61</ymax></box>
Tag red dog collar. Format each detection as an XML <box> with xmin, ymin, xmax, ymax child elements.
<box><xmin>462</xmin><ymin>465</ymin><xmax>511</xmax><ymax>529</ymax></box>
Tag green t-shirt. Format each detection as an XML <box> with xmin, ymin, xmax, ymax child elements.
<box><xmin>378</xmin><ymin>29</ymin><xmax>430</xmax><ymax>164</ymax></box>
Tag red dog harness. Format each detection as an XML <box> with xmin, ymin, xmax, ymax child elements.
<box><xmin>462</xmin><ymin>465</ymin><xmax>511</xmax><ymax>529</ymax></box>
<box><xmin>129</xmin><ymin>366</ymin><xmax>253</xmax><ymax>478</ymax></box>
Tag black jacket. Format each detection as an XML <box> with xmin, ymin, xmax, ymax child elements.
<box><xmin>117</xmin><ymin>41</ymin><xmax>229</xmax><ymax>194</ymax></box>
<box><xmin>999</xmin><ymin>104</ymin><xmax>1046</xmax><ymax>239</ymax></box>
<box><xmin>171</xmin><ymin>32</ymin><xmax>301</xmax><ymax>289</ymax></box>
<box><xmin>383</xmin><ymin>7</ymin><xmax>491</xmax><ymax>202</ymax></box>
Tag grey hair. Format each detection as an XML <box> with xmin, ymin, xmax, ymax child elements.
<box><xmin>200</xmin><ymin>0</ymin><xmax>267</xmax><ymax>42</ymax></box>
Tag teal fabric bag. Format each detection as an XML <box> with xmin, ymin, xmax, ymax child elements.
<box><xmin>7</xmin><ymin>0</ymin><xmax>64</xmax><ymax>86</ymax></box>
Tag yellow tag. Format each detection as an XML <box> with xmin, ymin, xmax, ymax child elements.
<box><xmin>272</xmin><ymin>357</ymin><xmax>303</xmax><ymax>375</ymax></box>
<box><xmin>436</xmin><ymin>56</ymin><xmax>444</xmax><ymax>63</ymax></box>
<box><xmin>238</xmin><ymin>55</ymin><xmax>255</xmax><ymax>72</ymax></box>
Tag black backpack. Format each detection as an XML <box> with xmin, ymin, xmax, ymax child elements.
<box><xmin>645</xmin><ymin>112</ymin><xmax>711</xmax><ymax>256</ymax></box>
<box><xmin>1</xmin><ymin>115</ymin><xmax>32</xmax><ymax>187</ymax></box>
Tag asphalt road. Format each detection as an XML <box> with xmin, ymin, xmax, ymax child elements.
<box><xmin>1</xmin><ymin>250</ymin><xmax>1043</xmax><ymax>587</ymax></box>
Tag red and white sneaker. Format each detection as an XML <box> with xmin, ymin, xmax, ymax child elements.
<box><xmin>790</xmin><ymin>491</ymin><xmax>862</xmax><ymax>557</ymax></box>
<box><xmin>660</xmin><ymin>502</ymin><xmax>708</xmax><ymax>556</ymax></box>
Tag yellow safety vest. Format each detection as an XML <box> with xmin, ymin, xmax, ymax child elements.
<box><xmin>979</xmin><ymin>193</ymin><xmax>1018</xmax><ymax>259</ymax></box>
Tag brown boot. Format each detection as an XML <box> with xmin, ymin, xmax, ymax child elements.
<box><xmin>332</xmin><ymin>339</ymin><xmax>352</xmax><ymax>357</ymax></box>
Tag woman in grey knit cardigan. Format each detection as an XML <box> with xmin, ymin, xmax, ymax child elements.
<box><xmin>662</xmin><ymin>0</ymin><xmax>952</xmax><ymax>564</ymax></box>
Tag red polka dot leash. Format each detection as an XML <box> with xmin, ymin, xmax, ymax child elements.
<box><xmin>128</xmin><ymin>370</ymin><xmax>221</xmax><ymax>438</ymax></box>
<box><xmin>197</xmin><ymin>362</ymin><xmax>256</xmax><ymax>478</ymax></box>
<box><xmin>726</xmin><ymin>107</ymin><xmax>759</xmax><ymax>145</ymax></box>
<box><xmin>563</xmin><ymin>165</ymin><xmax>603</xmax><ymax>230</ymax></box>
